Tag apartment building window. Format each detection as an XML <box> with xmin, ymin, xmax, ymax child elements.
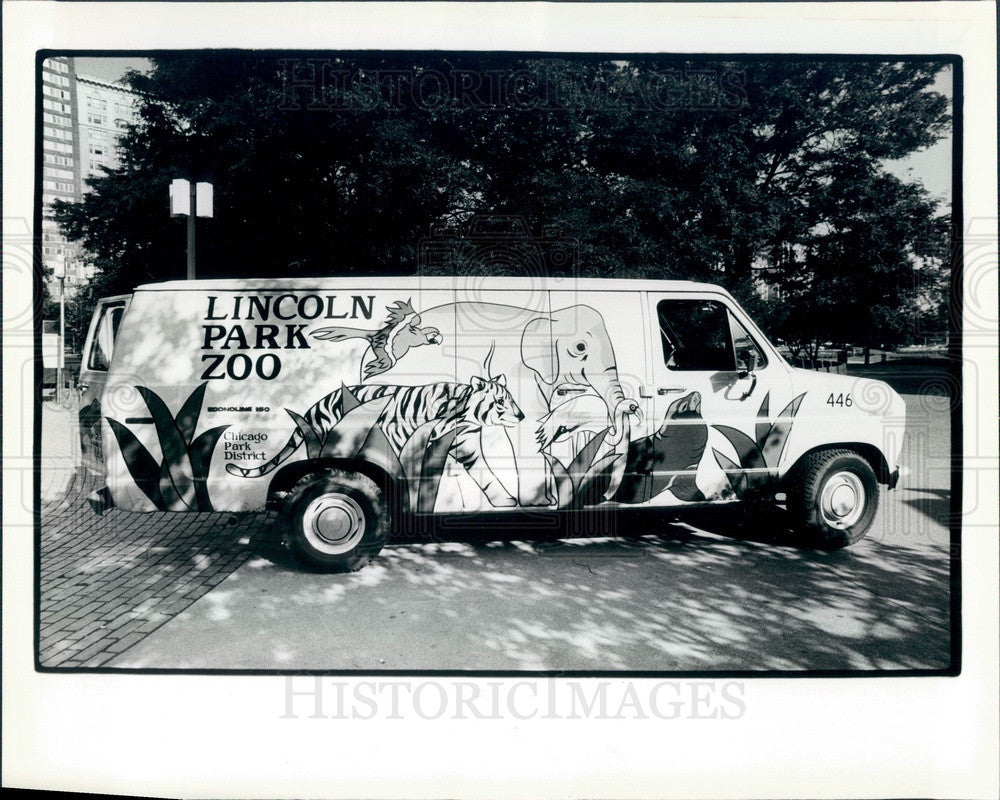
<box><xmin>49</xmin><ymin>141</ymin><xmax>73</xmax><ymax>154</ymax></box>
<box><xmin>44</xmin><ymin>180</ymin><xmax>76</xmax><ymax>193</ymax></box>
<box><xmin>87</xmin><ymin>113</ymin><xmax>106</xmax><ymax>126</ymax></box>
<box><xmin>43</xmin><ymin>99</ymin><xmax>70</xmax><ymax>113</ymax></box>
<box><xmin>89</xmin><ymin>145</ymin><xmax>105</xmax><ymax>155</ymax></box>
<box><xmin>45</xmin><ymin>167</ymin><xmax>75</xmax><ymax>180</ymax></box>
<box><xmin>43</xmin><ymin>126</ymin><xmax>73</xmax><ymax>141</ymax></box>
<box><xmin>87</xmin><ymin>97</ymin><xmax>108</xmax><ymax>111</ymax></box>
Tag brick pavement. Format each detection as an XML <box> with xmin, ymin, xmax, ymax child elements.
<box><xmin>39</xmin><ymin>403</ymin><xmax>277</xmax><ymax>668</ymax></box>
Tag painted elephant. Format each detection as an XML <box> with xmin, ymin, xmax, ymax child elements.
<box><xmin>521</xmin><ymin>305</ymin><xmax>639</xmax><ymax>438</ymax></box>
<box><xmin>519</xmin><ymin>305</ymin><xmax>639</xmax><ymax>505</ymax></box>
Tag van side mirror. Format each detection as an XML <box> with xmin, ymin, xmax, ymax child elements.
<box><xmin>737</xmin><ymin>349</ymin><xmax>760</xmax><ymax>378</ymax></box>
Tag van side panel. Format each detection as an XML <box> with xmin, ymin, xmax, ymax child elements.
<box><xmin>103</xmin><ymin>287</ymin><xmax>457</xmax><ymax>512</ymax></box>
<box><xmin>775</xmin><ymin>369</ymin><xmax>906</xmax><ymax>479</ymax></box>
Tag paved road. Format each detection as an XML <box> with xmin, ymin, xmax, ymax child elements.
<box><xmin>40</xmin><ymin>362</ymin><xmax>954</xmax><ymax>671</ymax></box>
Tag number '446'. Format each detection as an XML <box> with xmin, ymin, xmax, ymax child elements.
<box><xmin>826</xmin><ymin>392</ymin><xmax>853</xmax><ymax>407</ymax></box>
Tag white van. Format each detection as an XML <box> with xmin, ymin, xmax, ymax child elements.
<box><xmin>78</xmin><ymin>278</ymin><xmax>905</xmax><ymax>571</ymax></box>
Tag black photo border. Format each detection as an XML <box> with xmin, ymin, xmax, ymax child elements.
<box><xmin>32</xmin><ymin>48</ymin><xmax>965</xmax><ymax>678</ymax></box>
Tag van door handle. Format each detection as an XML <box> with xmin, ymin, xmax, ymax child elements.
<box><xmin>658</xmin><ymin>386</ymin><xmax>685</xmax><ymax>395</ymax></box>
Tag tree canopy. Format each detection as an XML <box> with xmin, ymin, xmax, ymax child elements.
<box><xmin>53</xmin><ymin>54</ymin><xmax>951</xmax><ymax>353</ymax></box>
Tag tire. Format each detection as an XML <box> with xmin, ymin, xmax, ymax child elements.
<box><xmin>282</xmin><ymin>469</ymin><xmax>391</xmax><ymax>572</ymax></box>
<box><xmin>786</xmin><ymin>449</ymin><xmax>879</xmax><ymax>549</ymax></box>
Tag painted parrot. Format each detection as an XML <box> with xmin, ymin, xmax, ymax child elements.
<box><xmin>311</xmin><ymin>299</ymin><xmax>443</xmax><ymax>380</ymax></box>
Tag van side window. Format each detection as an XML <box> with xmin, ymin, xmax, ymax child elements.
<box><xmin>88</xmin><ymin>305</ymin><xmax>124</xmax><ymax>371</ymax></box>
<box><xmin>657</xmin><ymin>299</ymin><xmax>735</xmax><ymax>371</ymax></box>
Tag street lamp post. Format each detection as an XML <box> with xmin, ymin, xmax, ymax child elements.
<box><xmin>57</xmin><ymin>273</ymin><xmax>65</xmax><ymax>394</ymax></box>
<box><xmin>51</xmin><ymin>258</ymin><xmax>66</xmax><ymax>395</ymax></box>
<box><xmin>186</xmin><ymin>179</ymin><xmax>197</xmax><ymax>279</ymax></box>
<box><xmin>170</xmin><ymin>178</ymin><xmax>214</xmax><ymax>279</ymax></box>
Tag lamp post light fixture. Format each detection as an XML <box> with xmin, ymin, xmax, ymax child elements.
<box><xmin>169</xmin><ymin>178</ymin><xmax>214</xmax><ymax>279</ymax></box>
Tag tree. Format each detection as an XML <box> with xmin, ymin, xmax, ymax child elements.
<box><xmin>54</xmin><ymin>54</ymin><xmax>951</xmax><ymax>353</ymax></box>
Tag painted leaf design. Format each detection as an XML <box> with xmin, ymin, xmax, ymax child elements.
<box><xmin>175</xmin><ymin>383</ymin><xmax>208</xmax><ymax>446</ymax></box>
<box><xmin>713</xmin><ymin>447</ymin><xmax>740</xmax><ymax>474</ymax></box>
<box><xmin>713</xmin><ymin>447</ymin><xmax>747</xmax><ymax>496</ymax></box>
<box><xmin>543</xmin><ymin>454</ymin><xmax>575</xmax><ymax>508</ymax></box>
<box><xmin>668</xmin><ymin>472</ymin><xmax>705</xmax><ymax>502</ymax></box>
<box><xmin>755</xmin><ymin>391</ymin><xmax>771</xmax><ymax>450</ymax></box>
<box><xmin>340</xmin><ymin>382</ymin><xmax>361</xmax><ymax>415</ymax></box>
<box><xmin>760</xmin><ymin>393</ymin><xmax>806</xmax><ymax>469</ymax></box>
<box><xmin>399</xmin><ymin>419</ymin><xmax>454</xmax><ymax>513</ymax></box>
<box><xmin>713</xmin><ymin>424</ymin><xmax>764</xmax><ymax>470</ymax></box>
<box><xmin>566</xmin><ymin>428</ymin><xmax>610</xmax><ymax>485</ymax></box>
<box><xmin>613</xmin><ymin>437</ymin><xmax>655</xmax><ymax>504</ymax></box>
<box><xmin>285</xmin><ymin>408</ymin><xmax>323</xmax><ymax>460</ymax></box>
<box><xmin>158</xmin><ymin>459</ymin><xmax>195</xmax><ymax>511</ymax></box>
<box><xmin>137</xmin><ymin>386</ymin><xmax>196</xmax><ymax>511</ymax></box>
<box><xmin>322</xmin><ymin>396</ymin><xmax>396</xmax><ymax>472</ymax></box>
<box><xmin>106</xmin><ymin>417</ymin><xmax>164</xmax><ymax>509</ymax></box>
<box><xmin>188</xmin><ymin>425</ymin><xmax>229</xmax><ymax>510</ymax></box>
<box><xmin>576</xmin><ymin>452</ymin><xmax>622</xmax><ymax>507</ymax></box>
<box><xmin>417</xmin><ymin>428</ymin><xmax>458</xmax><ymax>514</ymax></box>
<box><xmin>357</xmin><ymin>423</ymin><xmax>404</xmax><ymax>484</ymax></box>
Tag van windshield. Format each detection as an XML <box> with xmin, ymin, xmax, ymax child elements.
<box><xmin>88</xmin><ymin>304</ymin><xmax>124</xmax><ymax>371</ymax></box>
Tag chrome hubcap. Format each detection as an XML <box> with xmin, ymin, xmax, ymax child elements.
<box><xmin>819</xmin><ymin>471</ymin><xmax>865</xmax><ymax>529</ymax></box>
<box><xmin>302</xmin><ymin>493</ymin><xmax>366</xmax><ymax>555</ymax></box>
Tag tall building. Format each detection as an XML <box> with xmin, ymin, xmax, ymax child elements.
<box><xmin>39</xmin><ymin>59</ymin><xmax>142</xmax><ymax>293</ymax></box>
<box><xmin>40</xmin><ymin>56</ymin><xmax>81</xmax><ymax>285</ymax></box>
<box><xmin>76</xmin><ymin>74</ymin><xmax>141</xmax><ymax>184</ymax></box>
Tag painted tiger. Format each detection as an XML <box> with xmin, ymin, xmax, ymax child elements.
<box><xmin>225</xmin><ymin>375</ymin><xmax>524</xmax><ymax>506</ymax></box>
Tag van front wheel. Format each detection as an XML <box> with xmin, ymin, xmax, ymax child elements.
<box><xmin>787</xmin><ymin>450</ymin><xmax>879</xmax><ymax>549</ymax></box>
<box><xmin>283</xmin><ymin>469</ymin><xmax>390</xmax><ymax>572</ymax></box>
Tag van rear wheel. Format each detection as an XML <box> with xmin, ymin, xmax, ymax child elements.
<box><xmin>282</xmin><ymin>469</ymin><xmax>390</xmax><ymax>572</ymax></box>
<box><xmin>787</xmin><ymin>449</ymin><xmax>879</xmax><ymax>549</ymax></box>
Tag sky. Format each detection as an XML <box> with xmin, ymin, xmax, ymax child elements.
<box><xmin>883</xmin><ymin>64</ymin><xmax>953</xmax><ymax>206</ymax></box>
<box><xmin>70</xmin><ymin>56</ymin><xmax>953</xmax><ymax>208</ymax></box>
<box><xmin>73</xmin><ymin>56</ymin><xmax>153</xmax><ymax>83</ymax></box>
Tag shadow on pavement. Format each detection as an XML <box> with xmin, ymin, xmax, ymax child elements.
<box><xmin>900</xmin><ymin>488</ymin><xmax>952</xmax><ymax>529</ymax></box>
<box><xmin>226</xmin><ymin>504</ymin><xmax>952</xmax><ymax>673</ymax></box>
